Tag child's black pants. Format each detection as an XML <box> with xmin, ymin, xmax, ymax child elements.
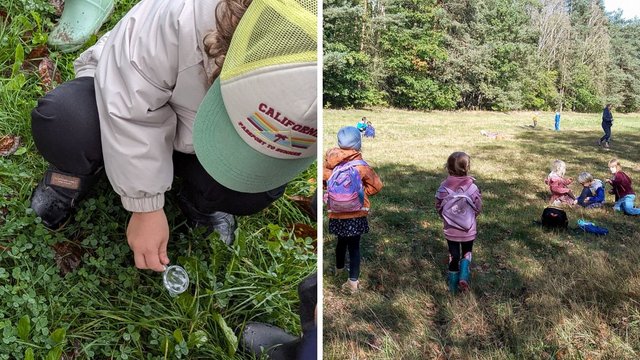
<box><xmin>31</xmin><ymin>77</ymin><xmax>285</xmax><ymax>215</ymax></box>
<box><xmin>447</xmin><ymin>240</ymin><xmax>474</xmax><ymax>271</ymax></box>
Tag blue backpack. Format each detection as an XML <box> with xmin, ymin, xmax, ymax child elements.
<box><xmin>325</xmin><ymin>160</ymin><xmax>368</xmax><ymax>213</ymax></box>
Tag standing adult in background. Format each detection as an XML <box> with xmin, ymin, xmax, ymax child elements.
<box><xmin>600</xmin><ymin>104</ymin><xmax>613</xmax><ymax>149</ymax></box>
<box><xmin>554</xmin><ymin>111</ymin><xmax>561</xmax><ymax>131</ymax></box>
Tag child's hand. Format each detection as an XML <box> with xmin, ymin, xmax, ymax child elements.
<box><xmin>126</xmin><ymin>209</ymin><xmax>171</xmax><ymax>272</ymax></box>
<box><xmin>605</xmin><ymin>179</ymin><xmax>612</xmax><ymax>183</ymax></box>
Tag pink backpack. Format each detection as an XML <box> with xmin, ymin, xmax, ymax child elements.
<box><xmin>441</xmin><ymin>184</ymin><xmax>479</xmax><ymax>231</ymax></box>
<box><xmin>325</xmin><ymin>160</ymin><xmax>368</xmax><ymax>213</ymax></box>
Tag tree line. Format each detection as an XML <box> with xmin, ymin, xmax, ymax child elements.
<box><xmin>323</xmin><ymin>0</ymin><xmax>640</xmax><ymax>112</ymax></box>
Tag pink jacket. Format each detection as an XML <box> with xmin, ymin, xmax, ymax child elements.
<box><xmin>545</xmin><ymin>173</ymin><xmax>574</xmax><ymax>202</ymax></box>
<box><xmin>435</xmin><ymin>176</ymin><xmax>482</xmax><ymax>242</ymax></box>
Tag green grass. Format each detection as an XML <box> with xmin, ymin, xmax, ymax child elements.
<box><xmin>0</xmin><ymin>1</ymin><xmax>316</xmax><ymax>358</ymax></box>
<box><xmin>323</xmin><ymin>109</ymin><xmax>640</xmax><ymax>359</ymax></box>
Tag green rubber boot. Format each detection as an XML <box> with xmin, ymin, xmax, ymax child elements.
<box><xmin>48</xmin><ymin>0</ymin><xmax>115</xmax><ymax>52</ymax></box>
<box><xmin>459</xmin><ymin>258</ymin><xmax>471</xmax><ymax>292</ymax></box>
<box><xmin>448</xmin><ymin>271</ymin><xmax>459</xmax><ymax>294</ymax></box>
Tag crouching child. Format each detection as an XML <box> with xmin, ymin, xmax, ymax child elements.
<box><xmin>576</xmin><ymin>172</ymin><xmax>605</xmax><ymax>208</ymax></box>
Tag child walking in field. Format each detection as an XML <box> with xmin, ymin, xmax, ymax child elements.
<box><xmin>324</xmin><ymin>126</ymin><xmax>383</xmax><ymax>293</ymax></box>
<box><xmin>435</xmin><ymin>152</ymin><xmax>482</xmax><ymax>294</ymax></box>
<box><xmin>576</xmin><ymin>172</ymin><xmax>605</xmax><ymax>208</ymax></box>
<box><xmin>545</xmin><ymin>160</ymin><xmax>577</xmax><ymax>205</ymax></box>
<box><xmin>606</xmin><ymin>159</ymin><xmax>640</xmax><ymax>215</ymax></box>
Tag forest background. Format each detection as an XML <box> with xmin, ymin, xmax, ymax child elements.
<box><xmin>324</xmin><ymin>0</ymin><xmax>640</xmax><ymax>113</ymax></box>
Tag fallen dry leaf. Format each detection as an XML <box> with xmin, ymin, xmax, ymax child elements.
<box><xmin>0</xmin><ymin>135</ymin><xmax>20</xmax><ymax>157</ymax></box>
<box><xmin>28</xmin><ymin>45</ymin><xmax>49</xmax><ymax>59</ymax></box>
<box><xmin>52</xmin><ymin>241</ymin><xmax>86</xmax><ymax>276</ymax></box>
<box><xmin>22</xmin><ymin>45</ymin><xmax>50</xmax><ymax>72</ymax></box>
<box><xmin>288</xmin><ymin>194</ymin><xmax>315</xmax><ymax>218</ymax></box>
<box><xmin>38</xmin><ymin>57</ymin><xmax>62</xmax><ymax>92</ymax></box>
<box><xmin>288</xmin><ymin>223</ymin><xmax>317</xmax><ymax>240</ymax></box>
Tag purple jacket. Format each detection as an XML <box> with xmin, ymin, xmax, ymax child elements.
<box><xmin>435</xmin><ymin>176</ymin><xmax>483</xmax><ymax>242</ymax></box>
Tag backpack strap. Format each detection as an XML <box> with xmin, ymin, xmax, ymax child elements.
<box><xmin>442</xmin><ymin>184</ymin><xmax>479</xmax><ymax>212</ymax></box>
<box><xmin>341</xmin><ymin>159</ymin><xmax>368</xmax><ymax>168</ymax></box>
<box><xmin>443</xmin><ymin>184</ymin><xmax>477</xmax><ymax>196</ymax></box>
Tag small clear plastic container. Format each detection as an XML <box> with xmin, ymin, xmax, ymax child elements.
<box><xmin>162</xmin><ymin>265</ymin><xmax>189</xmax><ymax>296</ymax></box>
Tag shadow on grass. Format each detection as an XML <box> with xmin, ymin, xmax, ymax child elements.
<box><xmin>324</xmin><ymin>157</ymin><xmax>640</xmax><ymax>357</ymax></box>
<box><xmin>514</xmin><ymin>128</ymin><xmax>640</xmax><ymax>166</ymax></box>
<box><xmin>325</xmin><ymin>163</ymin><xmax>539</xmax><ymax>352</ymax></box>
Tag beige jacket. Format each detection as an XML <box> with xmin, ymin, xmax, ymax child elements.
<box><xmin>73</xmin><ymin>0</ymin><xmax>219</xmax><ymax>212</ymax></box>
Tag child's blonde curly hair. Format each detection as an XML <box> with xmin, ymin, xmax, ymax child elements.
<box><xmin>551</xmin><ymin>159</ymin><xmax>567</xmax><ymax>177</ymax></box>
<box><xmin>203</xmin><ymin>0</ymin><xmax>253</xmax><ymax>81</ymax></box>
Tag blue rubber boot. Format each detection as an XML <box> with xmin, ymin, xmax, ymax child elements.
<box><xmin>459</xmin><ymin>258</ymin><xmax>471</xmax><ymax>292</ymax></box>
<box><xmin>448</xmin><ymin>271</ymin><xmax>459</xmax><ymax>294</ymax></box>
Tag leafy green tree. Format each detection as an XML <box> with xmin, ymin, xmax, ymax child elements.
<box><xmin>323</xmin><ymin>43</ymin><xmax>385</xmax><ymax>108</ymax></box>
<box><xmin>322</xmin><ymin>0</ymin><xmax>640</xmax><ymax>112</ymax></box>
<box><xmin>377</xmin><ymin>0</ymin><xmax>457</xmax><ymax>109</ymax></box>
<box><xmin>323</xmin><ymin>0</ymin><xmax>385</xmax><ymax>108</ymax></box>
<box><xmin>442</xmin><ymin>0</ymin><xmax>538</xmax><ymax>110</ymax></box>
<box><xmin>606</xmin><ymin>12</ymin><xmax>640</xmax><ymax>112</ymax></box>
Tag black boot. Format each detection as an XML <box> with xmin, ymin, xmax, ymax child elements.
<box><xmin>30</xmin><ymin>166</ymin><xmax>102</xmax><ymax>230</ymax></box>
<box><xmin>240</xmin><ymin>322</ymin><xmax>300</xmax><ymax>360</ymax></box>
<box><xmin>177</xmin><ymin>193</ymin><xmax>237</xmax><ymax>245</ymax></box>
<box><xmin>298</xmin><ymin>273</ymin><xmax>317</xmax><ymax>334</ymax></box>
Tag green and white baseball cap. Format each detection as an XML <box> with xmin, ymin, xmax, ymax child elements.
<box><xmin>193</xmin><ymin>0</ymin><xmax>317</xmax><ymax>193</ymax></box>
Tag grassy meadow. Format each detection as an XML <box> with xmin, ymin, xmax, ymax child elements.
<box><xmin>323</xmin><ymin>109</ymin><xmax>640</xmax><ymax>359</ymax></box>
<box><xmin>0</xmin><ymin>1</ymin><xmax>315</xmax><ymax>358</ymax></box>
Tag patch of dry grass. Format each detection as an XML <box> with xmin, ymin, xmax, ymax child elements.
<box><xmin>323</xmin><ymin>109</ymin><xmax>640</xmax><ymax>359</ymax></box>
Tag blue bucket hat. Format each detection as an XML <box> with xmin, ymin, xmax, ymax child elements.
<box><xmin>337</xmin><ymin>126</ymin><xmax>361</xmax><ymax>151</ymax></box>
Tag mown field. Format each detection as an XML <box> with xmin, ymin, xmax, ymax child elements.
<box><xmin>0</xmin><ymin>0</ymin><xmax>316</xmax><ymax>358</ymax></box>
<box><xmin>323</xmin><ymin>109</ymin><xmax>640</xmax><ymax>359</ymax></box>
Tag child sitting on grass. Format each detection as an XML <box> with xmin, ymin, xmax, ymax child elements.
<box><xmin>576</xmin><ymin>172</ymin><xmax>605</xmax><ymax>208</ymax></box>
<box><xmin>324</xmin><ymin>126</ymin><xmax>383</xmax><ymax>293</ymax></box>
<box><xmin>356</xmin><ymin>117</ymin><xmax>368</xmax><ymax>136</ymax></box>
<box><xmin>364</xmin><ymin>120</ymin><xmax>376</xmax><ymax>138</ymax></box>
<box><xmin>545</xmin><ymin>160</ymin><xmax>577</xmax><ymax>205</ymax></box>
<box><xmin>435</xmin><ymin>152</ymin><xmax>482</xmax><ymax>294</ymax></box>
<box><xmin>605</xmin><ymin>159</ymin><xmax>640</xmax><ymax>215</ymax></box>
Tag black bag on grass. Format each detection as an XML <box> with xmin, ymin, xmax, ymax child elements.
<box><xmin>541</xmin><ymin>207</ymin><xmax>568</xmax><ymax>228</ymax></box>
